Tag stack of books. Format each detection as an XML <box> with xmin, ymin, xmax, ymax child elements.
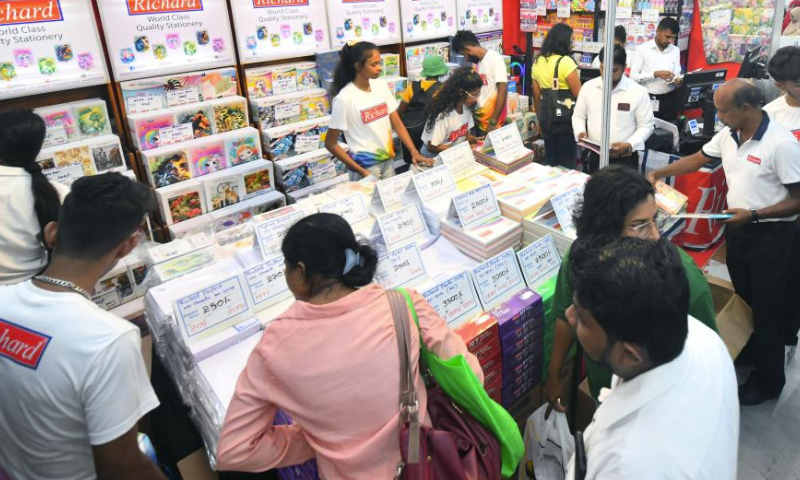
<box><xmin>440</xmin><ymin>215</ymin><xmax>523</xmax><ymax>261</ymax></box>
<box><xmin>490</xmin><ymin>177</ymin><xmax>553</xmax><ymax>223</ymax></box>
<box><xmin>522</xmin><ymin>209</ymin><xmax>575</xmax><ymax>255</ymax></box>
<box><xmin>473</xmin><ymin>146</ymin><xmax>534</xmax><ymax>174</ymax></box>
<box><xmin>455</xmin><ymin>314</ymin><xmax>504</xmax><ymax>405</ymax></box>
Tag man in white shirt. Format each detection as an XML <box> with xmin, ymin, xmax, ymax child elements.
<box><xmin>589</xmin><ymin>26</ymin><xmax>628</xmax><ymax>69</ymax></box>
<box><xmin>630</xmin><ymin>17</ymin><xmax>683</xmax><ymax>121</ymax></box>
<box><xmin>573</xmin><ymin>46</ymin><xmax>654</xmax><ymax>172</ymax></box>
<box><xmin>452</xmin><ymin>30</ymin><xmax>509</xmax><ymax>134</ymax></box>
<box><xmin>765</xmin><ymin>46</ymin><xmax>800</xmax><ymax>364</ymax></box>
<box><xmin>0</xmin><ymin>173</ymin><xmax>166</xmax><ymax>480</ymax></box>
<box><xmin>564</xmin><ymin>236</ymin><xmax>739</xmax><ymax>480</ymax></box>
<box><xmin>649</xmin><ymin>79</ymin><xmax>800</xmax><ymax>405</ymax></box>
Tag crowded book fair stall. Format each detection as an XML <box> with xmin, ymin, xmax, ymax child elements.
<box><xmin>1</xmin><ymin>0</ymin><xmax>799</xmax><ymax>479</ymax></box>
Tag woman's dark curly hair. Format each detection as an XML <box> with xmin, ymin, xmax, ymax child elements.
<box><xmin>424</xmin><ymin>66</ymin><xmax>483</xmax><ymax>133</ymax></box>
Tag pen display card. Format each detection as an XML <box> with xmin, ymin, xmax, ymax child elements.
<box><xmin>470</xmin><ymin>249</ymin><xmax>525</xmax><ymax>310</ymax></box>
<box><xmin>173</xmin><ymin>274</ymin><xmax>252</xmax><ymax>341</ymax></box>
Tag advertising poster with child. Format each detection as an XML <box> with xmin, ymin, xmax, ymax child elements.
<box><xmin>398</xmin><ymin>0</ymin><xmax>457</xmax><ymax>42</ymax></box>
<box><xmin>231</xmin><ymin>0</ymin><xmax>331</xmax><ymax>64</ymax></box>
<box><xmin>0</xmin><ymin>0</ymin><xmax>109</xmax><ymax>99</ymax></box>
<box><xmin>325</xmin><ymin>0</ymin><xmax>402</xmax><ymax>48</ymax></box>
<box><xmin>782</xmin><ymin>0</ymin><xmax>800</xmax><ymax>46</ymax></box>
<box><xmin>456</xmin><ymin>0</ymin><xmax>503</xmax><ymax>34</ymax></box>
<box><xmin>97</xmin><ymin>0</ymin><xmax>235</xmax><ymax>81</ymax></box>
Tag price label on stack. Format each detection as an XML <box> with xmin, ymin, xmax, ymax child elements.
<box><xmin>451</xmin><ymin>184</ymin><xmax>501</xmax><ymax>229</ymax></box>
<box><xmin>377</xmin><ymin>204</ymin><xmax>428</xmax><ymax>248</ymax></box>
<box><xmin>255</xmin><ymin>210</ymin><xmax>305</xmax><ymax>259</ymax></box>
<box><xmin>243</xmin><ymin>256</ymin><xmax>291</xmax><ymax>309</ymax></box>
<box><xmin>470</xmin><ymin>249</ymin><xmax>525</xmax><ymax>310</ymax></box>
<box><xmin>517</xmin><ymin>234</ymin><xmax>562</xmax><ymax>287</ymax></box>
<box><xmin>422</xmin><ymin>271</ymin><xmax>482</xmax><ymax>327</ymax></box>
<box><xmin>374</xmin><ymin>243</ymin><xmax>428</xmax><ymax>289</ymax></box>
<box><xmin>173</xmin><ymin>275</ymin><xmax>251</xmax><ymax>341</ymax></box>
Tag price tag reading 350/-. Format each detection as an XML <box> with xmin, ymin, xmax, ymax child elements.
<box><xmin>173</xmin><ymin>274</ymin><xmax>251</xmax><ymax>340</ymax></box>
<box><xmin>422</xmin><ymin>271</ymin><xmax>482</xmax><ymax>327</ymax></box>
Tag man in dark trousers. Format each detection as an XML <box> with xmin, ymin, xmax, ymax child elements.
<box><xmin>649</xmin><ymin>78</ymin><xmax>800</xmax><ymax>405</ymax></box>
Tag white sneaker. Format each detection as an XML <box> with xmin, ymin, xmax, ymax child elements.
<box><xmin>787</xmin><ymin>345</ymin><xmax>797</xmax><ymax>368</ymax></box>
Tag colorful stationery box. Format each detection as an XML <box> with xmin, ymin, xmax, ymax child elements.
<box><xmin>489</xmin><ymin>288</ymin><xmax>544</xmax><ymax>338</ymax></box>
<box><xmin>245</xmin><ymin>62</ymin><xmax>321</xmax><ymax>100</ymax></box>
<box><xmin>383</xmin><ymin>77</ymin><xmax>408</xmax><ymax>104</ymax></box>
<box><xmin>405</xmin><ymin>42</ymin><xmax>450</xmax><ymax>71</ymax></box>
<box><xmin>250</xmin><ymin>89</ymin><xmax>330</xmax><ymax>130</ymax></box>
<box><xmin>35</xmin><ymin>99</ymin><xmax>112</xmax><ymax>149</ymax></box>
<box><xmin>142</xmin><ymin>128</ymin><xmax>262</xmax><ymax>188</ymax></box>
<box><xmin>36</xmin><ymin>134</ymin><xmax>127</xmax><ymax>179</ymax></box>
<box><xmin>275</xmin><ymin>149</ymin><xmax>347</xmax><ymax>193</ymax></box>
<box><xmin>127</xmin><ymin>96</ymin><xmax>249</xmax><ymax>151</ymax></box>
<box><xmin>200</xmin><ymin>160</ymin><xmax>275</xmax><ymax>212</ymax></box>
<box><xmin>263</xmin><ymin>116</ymin><xmax>331</xmax><ymax>160</ymax></box>
<box><xmin>156</xmin><ymin>180</ymin><xmax>208</xmax><ymax>225</ymax></box>
<box><xmin>379</xmin><ymin>54</ymin><xmax>401</xmax><ymax>78</ymax></box>
<box><xmin>120</xmin><ymin>67</ymin><xmax>239</xmax><ymax>116</ymax></box>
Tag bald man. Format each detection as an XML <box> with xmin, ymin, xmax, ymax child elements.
<box><xmin>649</xmin><ymin>78</ymin><xmax>800</xmax><ymax>405</ymax></box>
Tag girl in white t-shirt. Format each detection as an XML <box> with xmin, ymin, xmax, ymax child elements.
<box><xmin>326</xmin><ymin>42</ymin><xmax>434</xmax><ymax>180</ymax></box>
<box><xmin>420</xmin><ymin>66</ymin><xmax>483</xmax><ymax>159</ymax></box>
<box><xmin>0</xmin><ymin>109</ymin><xmax>67</xmax><ymax>285</ymax></box>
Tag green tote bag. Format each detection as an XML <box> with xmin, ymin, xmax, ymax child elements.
<box><xmin>398</xmin><ymin>288</ymin><xmax>524</xmax><ymax>477</ymax></box>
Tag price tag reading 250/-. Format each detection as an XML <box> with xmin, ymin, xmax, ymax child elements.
<box><xmin>173</xmin><ymin>274</ymin><xmax>251</xmax><ymax>341</ymax></box>
<box><xmin>470</xmin><ymin>249</ymin><xmax>525</xmax><ymax>310</ymax></box>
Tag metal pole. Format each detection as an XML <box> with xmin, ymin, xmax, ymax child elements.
<box><xmin>599</xmin><ymin>0</ymin><xmax>617</xmax><ymax>169</ymax></box>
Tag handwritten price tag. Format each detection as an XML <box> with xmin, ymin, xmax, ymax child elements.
<box><xmin>452</xmin><ymin>184</ymin><xmax>501</xmax><ymax>229</ymax></box>
<box><xmin>517</xmin><ymin>234</ymin><xmax>562</xmax><ymax>287</ymax></box>
<box><xmin>173</xmin><ymin>274</ymin><xmax>251</xmax><ymax>341</ymax></box>
<box><xmin>243</xmin><ymin>256</ymin><xmax>291</xmax><ymax>309</ymax></box>
<box><xmin>376</xmin><ymin>171</ymin><xmax>413</xmax><ymax>212</ymax></box>
<box><xmin>320</xmin><ymin>194</ymin><xmax>369</xmax><ymax>225</ymax></box>
<box><xmin>438</xmin><ymin>142</ymin><xmax>476</xmax><ymax>176</ymax></box>
<box><xmin>486</xmin><ymin>124</ymin><xmax>528</xmax><ymax>163</ymax></box>
<box><xmin>275</xmin><ymin>102</ymin><xmax>301</xmax><ymax>121</ymax></box>
<box><xmin>378</xmin><ymin>204</ymin><xmax>428</xmax><ymax>248</ymax></box>
<box><xmin>43</xmin><ymin>164</ymin><xmax>84</xmax><ymax>187</ymax></box>
<box><xmin>43</xmin><ymin>124</ymin><xmax>68</xmax><ymax>148</ymax></box>
<box><xmin>412</xmin><ymin>165</ymin><xmax>457</xmax><ymax>204</ymax></box>
<box><xmin>470</xmin><ymin>249</ymin><xmax>525</xmax><ymax>310</ymax></box>
<box><xmin>255</xmin><ymin>210</ymin><xmax>305</xmax><ymax>259</ymax></box>
<box><xmin>158</xmin><ymin>123</ymin><xmax>194</xmax><ymax>146</ymax></box>
<box><xmin>422</xmin><ymin>271</ymin><xmax>481</xmax><ymax>327</ymax></box>
<box><xmin>166</xmin><ymin>87</ymin><xmax>200</xmax><ymax>107</ymax></box>
<box><xmin>272</xmin><ymin>75</ymin><xmax>299</xmax><ymax>96</ymax></box>
<box><xmin>551</xmin><ymin>187</ymin><xmax>582</xmax><ymax>239</ymax></box>
<box><xmin>375</xmin><ymin>243</ymin><xmax>428</xmax><ymax>289</ymax></box>
<box><xmin>642</xmin><ymin>8</ymin><xmax>660</xmax><ymax>22</ymax></box>
<box><xmin>294</xmin><ymin>133</ymin><xmax>320</xmax><ymax>153</ymax></box>
<box><xmin>127</xmin><ymin>93</ymin><xmax>161</xmax><ymax>114</ymax></box>
<box><xmin>616</xmin><ymin>6</ymin><xmax>633</xmax><ymax>18</ymax></box>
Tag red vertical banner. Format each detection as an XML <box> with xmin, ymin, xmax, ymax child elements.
<box><xmin>674</xmin><ymin>161</ymin><xmax>729</xmax><ymax>250</ymax></box>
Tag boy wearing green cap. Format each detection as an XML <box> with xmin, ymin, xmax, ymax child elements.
<box><xmin>398</xmin><ymin>56</ymin><xmax>447</xmax><ymax>170</ymax></box>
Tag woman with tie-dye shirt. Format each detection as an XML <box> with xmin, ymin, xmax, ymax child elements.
<box><xmin>326</xmin><ymin>42</ymin><xmax>434</xmax><ymax>180</ymax></box>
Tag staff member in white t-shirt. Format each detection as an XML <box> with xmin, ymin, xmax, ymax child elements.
<box><xmin>419</xmin><ymin>66</ymin><xmax>482</xmax><ymax>163</ymax></box>
<box><xmin>649</xmin><ymin>79</ymin><xmax>800</xmax><ymax>406</ymax></box>
<box><xmin>564</xmin><ymin>236</ymin><xmax>738</xmax><ymax>480</ymax></box>
<box><xmin>326</xmin><ymin>42</ymin><xmax>434</xmax><ymax>180</ymax></box>
<box><xmin>0</xmin><ymin>173</ymin><xmax>165</xmax><ymax>480</ymax></box>
<box><xmin>629</xmin><ymin>17</ymin><xmax>683</xmax><ymax>121</ymax></box>
<box><xmin>573</xmin><ymin>46</ymin><xmax>654</xmax><ymax>172</ymax></box>
<box><xmin>0</xmin><ymin>109</ymin><xmax>69</xmax><ymax>285</ymax></box>
<box><xmin>451</xmin><ymin>30</ymin><xmax>509</xmax><ymax>134</ymax></box>
<box><xmin>765</xmin><ymin>46</ymin><xmax>800</xmax><ymax>363</ymax></box>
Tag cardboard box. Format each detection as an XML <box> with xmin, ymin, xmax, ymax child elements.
<box><xmin>456</xmin><ymin>313</ymin><xmax>500</xmax><ymax>355</ymax></box>
<box><xmin>499</xmin><ymin>312</ymin><xmax>545</xmax><ymax>345</ymax></box>
<box><xmin>503</xmin><ymin>376</ymin><xmax>539</xmax><ymax>407</ymax></box>
<box><xmin>485</xmin><ymin>375</ymin><xmax>504</xmax><ymax>404</ymax></box>
<box><xmin>501</xmin><ymin>327</ymin><xmax>545</xmax><ymax>356</ymax></box>
<box><xmin>481</xmin><ymin>348</ymin><xmax>503</xmax><ymax>373</ymax></box>
<box><xmin>502</xmin><ymin>335</ymin><xmax>544</xmax><ymax>366</ymax></box>
<box><xmin>503</xmin><ymin>364</ymin><xmax>543</xmax><ymax>390</ymax></box>
<box><xmin>502</xmin><ymin>352</ymin><xmax>543</xmax><ymax>380</ymax></box>
<box><xmin>707</xmin><ymin>276</ymin><xmax>754</xmax><ymax>359</ymax></box>
<box><xmin>483</xmin><ymin>363</ymin><xmax>503</xmax><ymax>387</ymax></box>
<box><xmin>489</xmin><ymin>288</ymin><xmax>544</xmax><ymax>337</ymax></box>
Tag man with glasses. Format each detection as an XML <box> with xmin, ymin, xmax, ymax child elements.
<box><xmin>545</xmin><ymin>165</ymin><xmax>717</xmax><ymax>409</ymax></box>
<box><xmin>649</xmin><ymin>79</ymin><xmax>800</xmax><ymax>405</ymax></box>
<box><xmin>0</xmin><ymin>173</ymin><xmax>166</xmax><ymax>480</ymax></box>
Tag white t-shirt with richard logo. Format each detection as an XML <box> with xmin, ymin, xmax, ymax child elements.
<box><xmin>764</xmin><ymin>95</ymin><xmax>800</xmax><ymax>141</ymax></box>
<box><xmin>330</xmin><ymin>79</ymin><xmax>399</xmax><ymax>167</ymax></box>
<box><xmin>422</xmin><ymin>107</ymin><xmax>474</xmax><ymax>148</ymax></box>
<box><xmin>0</xmin><ymin>280</ymin><xmax>159</xmax><ymax>480</ymax></box>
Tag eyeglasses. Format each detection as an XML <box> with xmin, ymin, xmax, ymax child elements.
<box><xmin>626</xmin><ymin>213</ymin><xmax>669</xmax><ymax>238</ymax></box>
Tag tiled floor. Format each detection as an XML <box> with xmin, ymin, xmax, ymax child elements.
<box><xmin>738</xmin><ymin>353</ymin><xmax>800</xmax><ymax>480</ymax></box>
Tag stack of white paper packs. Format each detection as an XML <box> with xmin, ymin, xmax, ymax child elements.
<box><xmin>440</xmin><ymin>215</ymin><xmax>522</xmax><ymax>261</ymax></box>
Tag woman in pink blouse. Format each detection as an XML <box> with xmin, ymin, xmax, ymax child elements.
<box><xmin>217</xmin><ymin>213</ymin><xmax>484</xmax><ymax>479</ymax></box>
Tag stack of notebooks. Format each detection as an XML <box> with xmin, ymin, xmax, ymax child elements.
<box><xmin>489</xmin><ymin>288</ymin><xmax>545</xmax><ymax>408</ymax></box>
<box><xmin>440</xmin><ymin>214</ymin><xmax>522</xmax><ymax>261</ymax></box>
<box><xmin>490</xmin><ymin>177</ymin><xmax>554</xmax><ymax>223</ymax></box>
<box><xmin>473</xmin><ymin>147</ymin><xmax>534</xmax><ymax>175</ymax></box>
<box><xmin>522</xmin><ymin>209</ymin><xmax>574</xmax><ymax>255</ymax></box>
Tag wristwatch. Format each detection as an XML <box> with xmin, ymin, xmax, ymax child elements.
<box><xmin>750</xmin><ymin>209</ymin><xmax>760</xmax><ymax>223</ymax></box>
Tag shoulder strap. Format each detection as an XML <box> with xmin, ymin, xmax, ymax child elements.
<box><xmin>553</xmin><ymin>56</ymin><xmax>565</xmax><ymax>84</ymax></box>
<box><xmin>387</xmin><ymin>289</ymin><xmax>421</xmax><ymax>464</ymax></box>
<box><xmin>411</xmin><ymin>80</ymin><xmax>423</xmax><ymax>98</ymax></box>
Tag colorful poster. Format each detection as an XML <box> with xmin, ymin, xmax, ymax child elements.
<box><xmin>325</xmin><ymin>0</ymin><xmax>402</xmax><ymax>48</ymax></box>
<box><xmin>781</xmin><ymin>0</ymin><xmax>800</xmax><ymax>47</ymax></box>
<box><xmin>699</xmin><ymin>0</ymin><xmax>774</xmax><ymax>63</ymax></box>
<box><xmin>0</xmin><ymin>0</ymin><xmax>109</xmax><ymax>99</ymax></box>
<box><xmin>456</xmin><ymin>0</ymin><xmax>503</xmax><ymax>34</ymax></box>
<box><xmin>231</xmin><ymin>0</ymin><xmax>331</xmax><ymax>64</ymax></box>
<box><xmin>398</xmin><ymin>0</ymin><xmax>457</xmax><ymax>42</ymax></box>
<box><xmin>97</xmin><ymin>0</ymin><xmax>236</xmax><ymax>81</ymax></box>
